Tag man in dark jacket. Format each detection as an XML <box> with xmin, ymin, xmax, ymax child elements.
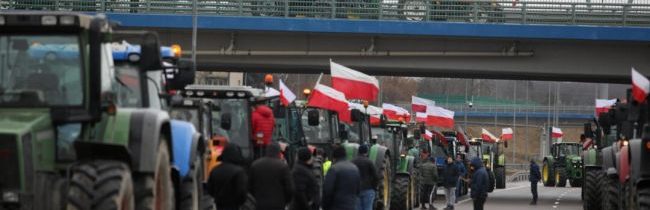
<box><xmin>418</xmin><ymin>151</ymin><xmax>438</xmax><ymax>210</ymax></box>
<box><xmin>470</xmin><ymin>157</ymin><xmax>488</xmax><ymax>210</ymax></box>
<box><xmin>249</xmin><ymin>143</ymin><xmax>294</xmax><ymax>210</ymax></box>
<box><xmin>322</xmin><ymin>145</ymin><xmax>361</xmax><ymax>210</ymax></box>
<box><xmin>529</xmin><ymin>159</ymin><xmax>541</xmax><ymax>205</ymax></box>
<box><xmin>207</xmin><ymin>144</ymin><xmax>248</xmax><ymax>210</ymax></box>
<box><xmin>352</xmin><ymin>145</ymin><xmax>379</xmax><ymax>210</ymax></box>
<box><xmin>443</xmin><ymin>156</ymin><xmax>460</xmax><ymax>210</ymax></box>
<box><xmin>455</xmin><ymin>154</ymin><xmax>467</xmax><ymax>199</ymax></box>
<box><xmin>251</xmin><ymin>103</ymin><xmax>275</xmax><ymax>158</ymax></box>
<box><xmin>291</xmin><ymin>147</ymin><xmax>320</xmax><ymax>210</ymax></box>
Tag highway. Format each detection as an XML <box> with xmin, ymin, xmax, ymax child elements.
<box><xmin>424</xmin><ymin>182</ymin><xmax>582</xmax><ymax>210</ymax></box>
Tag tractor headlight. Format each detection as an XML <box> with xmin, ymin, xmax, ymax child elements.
<box><xmin>2</xmin><ymin>191</ymin><xmax>19</xmax><ymax>203</ymax></box>
<box><xmin>572</xmin><ymin>159</ymin><xmax>578</xmax><ymax>163</ymax></box>
<box><xmin>41</xmin><ymin>15</ymin><xmax>57</xmax><ymax>25</ymax></box>
<box><xmin>59</xmin><ymin>15</ymin><xmax>76</xmax><ymax>25</ymax></box>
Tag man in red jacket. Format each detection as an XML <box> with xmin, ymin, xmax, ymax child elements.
<box><xmin>251</xmin><ymin>102</ymin><xmax>275</xmax><ymax>159</ymax></box>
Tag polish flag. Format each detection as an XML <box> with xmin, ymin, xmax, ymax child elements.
<box><xmin>583</xmin><ymin>138</ymin><xmax>594</xmax><ymax>150</ymax></box>
<box><xmin>426</xmin><ymin>106</ymin><xmax>455</xmax><ymax>128</ymax></box>
<box><xmin>265</xmin><ymin>87</ymin><xmax>280</xmax><ymax>97</ymax></box>
<box><xmin>481</xmin><ymin>128</ymin><xmax>498</xmax><ymax>143</ymax></box>
<box><xmin>501</xmin><ymin>128</ymin><xmax>513</xmax><ymax>141</ymax></box>
<box><xmin>632</xmin><ymin>68</ymin><xmax>650</xmax><ymax>103</ymax></box>
<box><xmin>382</xmin><ymin>103</ymin><xmax>410</xmax><ymax>122</ymax></box>
<box><xmin>595</xmin><ymin>99</ymin><xmax>617</xmax><ymax>116</ymax></box>
<box><xmin>308</xmin><ymin>84</ymin><xmax>351</xmax><ymax>123</ymax></box>
<box><xmin>279</xmin><ymin>80</ymin><xmax>296</xmax><ymax>106</ymax></box>
<box><xmin>552</xmin><ymin>127</ymin><xmax>563</xmax><ymax>138</ymax></box>
<box><xmin>331</xmin><ymin>61</ymin><xmax>379</xmax><ymax>101</ymax></box>
<box><xmin>415</xmin><ymin>112</ymin><xmax>427</xmax><ymax>123</ymax></box>
<box><xmin>350</xmin><ymin>102</ymin><xmax>383</xmax><ymax>125</ymax></box>
<box><xmin>424</xmin><ymin>130</ymin><xmax>433</xmax><ymax>141</ymax></box>
<box><xmin>455</xmin><ymin>126</ymin><xmax>470</xmax><ymax>147</ymax></box>
<box><xmin>412</xmin><ymin>96</ymin><xmax>435</xmax><ymax>113</ymax></box>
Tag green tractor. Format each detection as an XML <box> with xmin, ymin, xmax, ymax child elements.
<box><xmin>381</xmin><ymin>120</ymin><xmax>417</xmax><ymax>210</ymax></box>
<box><xmin>466</xmin><ymin>138</ymin><xmax>506</xmax><ymax>192</ymax></box>
<box><xmin>581</xmin><ymin>117</ymin><xmax>614</xmax><ymax>210</ymax></box>
<box><xmin>542</xmin><ymin>142</ymin><xmax>583</xmax><ymax>187</ymax></box>
<box><xmin>0</xmin><ymin>13</ymin><xmax>182</xmax><ymax>210</ymax></box>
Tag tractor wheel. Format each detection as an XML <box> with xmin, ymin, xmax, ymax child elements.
<box><xmin>555</xmin><ymin>167</ymin><xmax>567</xmax><ymax>187</ymax></box>
<box><xmin>34</xmin><ymin>172</ymin><xmax>65</xmax><ymax>210</ymax></box>
<box><xmin>134</xmin><ymin>140</ymin><xmax>174</xmax><ymax>210</ymax></box>
<box><xmin>495</xmin><ymin>166</ymin><xmax>506</xmax><ymax>189</ymax></box>
<box><xmin>390</xmin><ymin>175</ymin><xmax>410</xmax><ymax>210</ymax></box>
<box><xmin>583</xmin><ymin>169</ymin><xmax>604</xmax><ymax>210</ymax></box>
<box><xmin>569</xmin><ymin>178</ymin><xmax>582</xmax><ymax>187</ymax></box>
<box><xmin>487</xmin><ymin>169</ymin><xmax>495</xmax><ymax>192</ymax></box>
<box><xmin>602</xmin><ymin>177</ymin><xmax>620</xmax><ymax>210</ymax></box>
<box><xmin>375</xmin><ymin>156</ymin><xmax>391</xmax><ymax>210</ymax></box>
<box><xmin>410</xmin><ymin>171</ymin><xmax>417</xmax><ymax>210</ymax></box>
<box><xmin>200</xmin><ymin>195</ymin><xmax>216</xmax><ymax>210</ymax></box>
<box><xmin>542</xmin><ymin>160</ymin><xmax>555</xmax><ymax>186</ymax></box>
<box><xmin>180</xmin><ymin>157</ymin><xmax>207</xmax><ymax>210</ymax></box>
<box><xmin>639</xmin><ymin>183</ymin><xmax>650</xmax><ymax>210</ymax></box>
<box><xmin>66</xmin><ymin>160</ymin><xmax>135</xmax><ymax>210</ymax></box>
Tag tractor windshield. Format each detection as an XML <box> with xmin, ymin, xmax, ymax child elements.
<box><xmin>170</xmin><ymin>107</ymin><xmax>200</xmax><ymax>128</ymax></box>
<box><xmin>468</xmin><ymin>144</ymin><xmax>482</xmax><ymax>160</ymax></box>
<box><xmin>212</xmin><ymin>98</ymin><xmax>250</xmax><ymax>157</ymax></box>
<box><xmin>302</xmin><ymin>108</ymin><xmax>332</xmax><ymax>144</ymax></box>
<box><xmin>113</xmin><ymin>63</ymin><xmax>143</xmax><ymax>107</ymax></box>
<box><xmin>558</xmin><ymin>144</ymin><xmax>581</xmax><ymax>156</ymax></box>
<box><xmin>371</xmin><ymin>127</ymin><xmax>391</xmax><ymax>145</ymax></box>
<box><xmin>0</xmin><ymin>35</ymin><xmax>83</xmax><ymax>107</ymax></box>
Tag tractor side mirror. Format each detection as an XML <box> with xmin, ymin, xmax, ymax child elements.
<box><xmin>339</xmin><ymin>124</ymin><xmax>349</xmax><ymax>140</ymax></box>
<box><xmin>307</xmin><ymin>110</ymin><xmax>320</xmax><ymax>126</ymax></box>
<box><xmin>139</xmin><ymin>33</ymin><xmax>163</xmax><ymax>71</ymax></box>
<box><xmin>351</xmin><ymin>109</ymin><xmax>364</xmax><ymax>122</ymax></box>
<box><xmin>220</xmin><ymin>113</ymin><xmax>232</xmax><ymax>130</ymax></box>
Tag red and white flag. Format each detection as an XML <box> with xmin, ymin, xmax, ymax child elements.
<box><xmin>501</xmin><ymin>127</ymin><xmax>513</xmax><ymax>141</ymax></box>
<box><xmin>552</xmin><ymin>127</ymin><xmax>563</xmax><ymax>138</ymax></box>
<box><xmin>632</xmin><ymin>68</ymin><xmax>650</xmax><ymax>103</ymax></box>
<box><xmin>307</xmin><ymin>84</ymin><xmax>351</xmax><ymax>123</ymax></box>
<box><xmin>426</xmin><ymin>106</ymin><xmax>455</xmax><ymax>128</ymax></box>
<box><xmin>455</xmin><ymin>126</ymin><xmax>470</xmax><ymax>147</ymax></box>
<box><xmin>412</xmin><ymin>96</ymin><xmax>435</xmax><ymax>113</ymax></box>
<box><xmin>595</xmin><ymin>99</ymin><xmax>617</xmax><ymax>116</ymax></box>
<box><xmin>265</xmin><ymin>87</ymin><xmax>280</xmax><ymax>97</ymax></box>
<box><xmin>424</xmin><ymin>130</ymin><xmax>433</xmax><ymax>141</ymax></box>
<box><xmin>583</xmin><ymin>138</ymin><xmax>594</xmax><ymax>150</ymax></box>
<box><xmin>382</xmin><ymin>103</ymin><xmax>410</xmax><ymax>122</ymax></box>
<box><xmin>481</xmin><ymin>128</ymin><xmax>498</xmax><ymax>143</ymax></box>
<box><xmin>349</xmin><ymin>102</ymin><xmax>383</xmax><ymax>125</ymax></box>
<box><xmin>415</xmin><ymin>112</ymin><xmax>427</xmax><ymax>123</ymax></box>
<box><xmin>330</xmin><ymin>61</ymin><xmax>379</xmax><ymax>101</ymax></box>
<box><xmin>279</xmin><ymin>80</ymin><xmax>296</xmax><ymax>106</ymax></box>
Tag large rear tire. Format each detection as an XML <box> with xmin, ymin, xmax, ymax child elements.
<box><xmin>180</xmin><ymin>157</ymin><xmax>209</xmax><ymax>210</ymax></box>
<box><xmin>602</xmin><ymin>177</ymin><xmax>620</xmax><ymax>210</ymax></box>
<box><xmin>487</xmin><ymin>169</ymin><xmax>495</xmax><ymax>193</ymax></box>
<box><xmin>542</xmin><ymin>160</ymin><xmax>555</xmax><ymax>186</ymax></box>
<box><xmin>390</xmin><ymin>175</ymin><xmax>410</xmax><ymax>210</ymax></box>
<box><xmin>495</xmin><ymin>166</ymin><xmax>506</xmax><ymax>189</ymax></box>
<box><xmin>34</xmin><ymin>172</ymin><xmax>65</xmax><ymax>210</ymax></box>
<box><xmin>66</xmin><ymin>160</ymin><xmax>135</xmax><ymax>210</ymax></box>
<box><xmin>555</xmin><ymin>167</ymin><xmax>567</xmax><ymax>187</ymax></box>
<box><xmin>134</xmin><ymin>140</ymin><xmax>174</xmax><ymax>210</ymax></box>
<box><xmin>375</xmin><ymin>155</ymin><xmax>391</xmax><ymax>210</ymax></box>
<box><xmin>583</xmin><ymin>169</ymin><xmax>604</xmax><ymax>210</ymax></box>
<box><xmin>639</xmin><ymin>184</ymin><xmax>650</xmax><ymax>210</ymax></box>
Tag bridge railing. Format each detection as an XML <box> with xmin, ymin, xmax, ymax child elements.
<box><xmin>3</xmin><ymin>0</ymin><xmax>650</xmax><ymax>26</ymax></box>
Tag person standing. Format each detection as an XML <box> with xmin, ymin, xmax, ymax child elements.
<box><xmin>529</xmin><ymin>159</ymin><xmax>542</xmax><ymax>205</ymax></box>
<box><xmin>418</xmin><ymin>151</ymin><xmax>438</xmax><ymax>210</ymax></box>
<box><xmin>251</xmin><ymin>102</ymin><xmax>275</xmax><ymax>159</ymax></box>
<box><xmin>290</xmin><ymin>147</ymin><xmax>320</xmax><ymax>210</ymax></box>
<box><xmin>352</xmin><ymin>145</ymin><xmax>379</xmax><ymax>210</ymax></box>
<box><xmin>470</xmin><ymin>157</ymin><xmax>489</xmax><ymax>210</ymax></box>
<box><xmin>442</xmin><ymin>156</ymin><xmax>460</xmax><ymax>210</ymax></box>
<box><xmin>249</xmin><ymin>143</ymin><xmax>294</xmax><ymax>210</ymax></box>
<box><xmin>206</xmin><ymin>144</ymin><xmax>248</xmax><ymax>210</ymax></box>
<box><xmin>322</xmin><ymin>145</ymin><xmax>361</xmax><ymax>210</ymax></box>
<box><xmin>455</xmin><ymin>154</ymin><xmax>467</xmax><ymax>199</ymax></box>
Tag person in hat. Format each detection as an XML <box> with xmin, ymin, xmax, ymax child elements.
<box><xmin>290</xmin><ymin>147</ymin><xmax>320</xmax><ymax>210</ymax></box>
<box><xmin>352</xmin><ymin>144</ymin><xmax>379</xmax><ymax>210</ymax></box>
<box><xmin>323</xmin><ymin>145</ymin><xmax>361</xmax><ymax>210</ymax></box>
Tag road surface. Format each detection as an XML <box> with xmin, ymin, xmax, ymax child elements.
<box><xmin>421</xmin><ymin>182</ymin><xmax>582</xmax><ymax>210</ymax></box>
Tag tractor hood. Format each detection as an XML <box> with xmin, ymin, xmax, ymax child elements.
<box><xmin>0</xmin><ymin>109</ymin><xmax>51</xmax><ymax>134</ymax></box>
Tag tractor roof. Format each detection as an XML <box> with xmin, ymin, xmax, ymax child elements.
<box><xmin>183</xmin><ymin>85</ymin><xmax>263</xmax><ymax>99</ymax></box>
<box><xmin>1</xmin><ymin>12</ymin><xmax>103</xmax><ymax>30</ymax></box>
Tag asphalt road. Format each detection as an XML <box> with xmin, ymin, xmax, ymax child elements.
<box><xmin>420</xmin><ymin>182</ymin><xmax>582</xmax><ymax>210</ymax></box>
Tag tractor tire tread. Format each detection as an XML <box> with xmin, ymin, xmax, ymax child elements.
<box><xmin>390</xmin><ymin>175</ymin><xmax>409</xmax><ymax>210</ymax></box>
<box><xmin>583</xmin><ymin>169</ymin><xmax>603</xmax><ymax>210</ymax></box>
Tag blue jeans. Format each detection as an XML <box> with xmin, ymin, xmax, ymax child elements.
<box><xmin>357</xmin><ymin>189</ymin><xmax>375</xmax><ymax>210</ymax></box>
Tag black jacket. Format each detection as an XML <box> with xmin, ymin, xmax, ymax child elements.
<box><xmin>290</xmin><ymin>162</ymin><xmax>319</xmax><ymax>210</ymax></box>
<box><xmin>529</xmin><ymin>162</ymin><xmax>541</xmax><ymax>183</ymax></box>
<box><xmin>322</xmin><ymin>160</ymin><xmax>361</xmax><ymax>210</ymax></box>
<box><xmin>249</xmin><ymin>155</ymin><xmax>294</xmax><ymax>210</ymax></box>
<box><xmin>443</xmin><ymin>162</ymin><xmax>460</xmax><ymax>188</ymax></box>
<box><xmin>470</xmin><ymin>157</ymin><xmax>489</xmax><ymax>199</ymax></box>
<box><xmin>352</xmin><ymin>155</ymin><xmax>379</xmax><ymax>191</ymax></box>
<box><xmin>207</xmin><ymin>145</ymin><xmax>248</xmax><ymax>209</ymax></box>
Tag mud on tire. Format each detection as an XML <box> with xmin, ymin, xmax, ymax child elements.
<box><xmin>390</xmin><ymin>175</ymin><xmax>410</xmax><ymax>210</ymax></box>
<box><xmin>66</xmin><ymin>160</ymin><xmax>135</xmax><ymax>210</ymax></box>
<box><xmin>375</xmin><ymin>156</ymin><xmax>391</xmax><ymax>210</ymax></box>
<box><xmin>134</xmin><ymin>140</ymin><xmax>174</xmax><ymax>210</ymax></box>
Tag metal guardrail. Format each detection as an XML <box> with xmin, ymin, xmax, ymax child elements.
<box><xmin>507</xmin><ymin>170</ymin><xmax>530</xmax><ymax>182</ymax></box>
<box><xmin>2</xmin><ymin>0</ymin><xmax>650</xmax><ymax>26</ymax></box>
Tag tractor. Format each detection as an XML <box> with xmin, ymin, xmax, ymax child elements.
<box><xmin>596</xmin><ymin>89</ymin><xmax>650</xmax><ymax>210</ymax></box>
<box><xmin>466</xmin><ymin>138</ymin><xmax>506</xmax><ymax>192</ymax></box>
<box><xmin>0</xmin><ymin>12</ymin><xmax>178</xmax><ymax>210</ymax></box>
<box><xmin>541</xmin><ymin>142</ymin><xmax>583</xmax><ymax>187</ymax></box>
<box><xmin>110</xmin><ymin>36</ymin><xmax>211</xmax><ymax>210</ymax></box>
<box><xmin>381</xmin><ymin>120</ymin><xmax>417</xmax><ymax>210</ymax></box>
<box><xmin>581</xmin><ymin>117</ymin><xmax>614</xmax><ymax>210</ymax></box>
